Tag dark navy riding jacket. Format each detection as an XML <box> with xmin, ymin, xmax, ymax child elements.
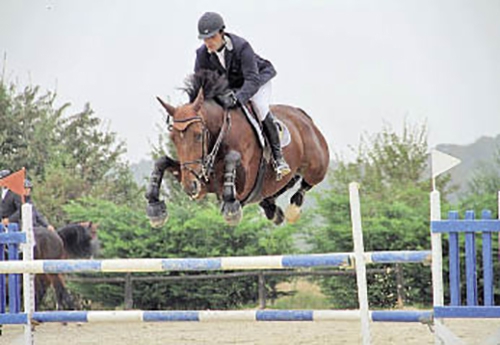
<box><xmin>2</xmin><ymin>191</ymin><xmax>49</xmax><ymax>228</ymax></box>
<box><xmin>194</xmin><ymin>32</ymin><xmax>277</xmax><ymax>104</ymax></box>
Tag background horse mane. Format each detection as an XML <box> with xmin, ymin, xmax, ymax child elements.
<box><xmin>183</xmin><ymin>69</ymin><xmax>229</xmax><ymax>103</ymax></box>
<box><xmin>56</xmin><ymin>221</ymin><xmax>99</xmax><ymax>258</ymax></box>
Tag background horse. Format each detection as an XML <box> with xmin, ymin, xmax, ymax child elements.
<box><xmin>34</xmin><ymin>221</ymin><xmax>99</xmax><ymax>310</ymax></box>
<box><xmin>147</xmin><ymin>70</ymin><xmax>329</xmax><ymax>226</ymax></box>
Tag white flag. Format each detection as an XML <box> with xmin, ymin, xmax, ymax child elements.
<box><xmin>431</xmin><ymin>149</ymin><xmax>461</xmax><ymax>178</ymax></box>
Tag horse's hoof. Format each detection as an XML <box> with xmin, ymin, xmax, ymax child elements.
<box><xmin>273</xmin><ymin>207</ymin><xmax>284</xmax><ymax>225</ymax></box>
<box><xmin>285</xmin><ymin>204</ymin><xmax>301</xmax><ymax>224</ymax></box>
<box><xmin>147</xmin><ymin>200</ymin><xmax>168</xmax><ymax>228</ymax></box>
<box><xmin>222</xmin><ymin>200</ymin><xmax>242</xmax><ymax>226</ymax></box>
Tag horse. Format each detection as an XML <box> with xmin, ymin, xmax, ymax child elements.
<box><xmin>146</xmin><ymin>69</ymin><xmax>330</xmax><ymax>227</ymax></box>
<box><xmin>34</xmin><ymin>221</ymin><xmax>99</xmax><ymax>310</ymax></box>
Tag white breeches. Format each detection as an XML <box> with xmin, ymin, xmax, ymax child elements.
<box><xmin>250</xmin><ymin>81</ymin><xmax>272</xmax><ymax>121</ymax></box>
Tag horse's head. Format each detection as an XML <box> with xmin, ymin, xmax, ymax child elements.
<box><xmin>157</xmin><ymin>89</ymin><xmax>209</xmax><ymax>199</ymax></box>
<box><xmin>57</xmin><ymin>221</ymin><xmax>100</xmax><ymax>259</ymax></box>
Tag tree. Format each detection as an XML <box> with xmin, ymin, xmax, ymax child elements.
<box><xmin>0</xmin><ymin>77</ymin><xmax>134</xmax><ymax>225</ymax></box>
<box><xmin>306</xmin><ymin>122</ymin><xmax>445</xmax><ymax>308</ymax></box>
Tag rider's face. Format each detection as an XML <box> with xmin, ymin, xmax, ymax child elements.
<box><xmin>203</xmin><ymin>32</ymin><xmax>224</xmax><ymax>53</ymax></box>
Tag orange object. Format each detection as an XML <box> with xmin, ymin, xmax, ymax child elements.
<box><xmin>0</xmin><ymin>168</ymin><xmax>26</xmax><ymax>201</ymax></box>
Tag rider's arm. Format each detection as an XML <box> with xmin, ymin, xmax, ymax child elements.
<box><xmin>235</xmin><ymin>42</ymin><xmax>260</xmax><ymax>104</ymax></box>
<box><xmin>7</xmin><ymin>194</ymin><xmax>22</xmax><ymax>223</ymax></box>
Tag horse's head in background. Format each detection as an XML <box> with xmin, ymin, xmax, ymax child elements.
<box><xmin>56</xmin><ymin>221</ymin><xmax>100</xmax><ymax>259</ymax></box>
<box><xmin>157</xmin><ymin>70</ymin><xmax>229</xmax><ymax>199</ymax></box>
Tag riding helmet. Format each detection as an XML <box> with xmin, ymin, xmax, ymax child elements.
<box><xmin>198</xmin><ymin>12</ymin><xmax>225</xmax><ymax>39</ymax></box>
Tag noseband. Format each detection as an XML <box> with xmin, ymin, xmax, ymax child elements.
<box><xmin>171</xmin><ymin>110</ymin><xmax>231</xmax><ymax>183</ymax></box>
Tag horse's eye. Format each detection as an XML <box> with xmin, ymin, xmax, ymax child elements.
<box><xmin>195</xmin><ymin>133</ymin><xmax>203</xmax><ymax>142</ymax></box>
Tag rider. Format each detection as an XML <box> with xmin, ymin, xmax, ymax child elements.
<box><xmin>2</xmin><ymin>178</ymin><xmax>55</xmax><ymax>231</ymax></box>
<box><xmin>194</xmin><ymin>12</ymin><xmax>291</xmax><ymax>180</ymax></box>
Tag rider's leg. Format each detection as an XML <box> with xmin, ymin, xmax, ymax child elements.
<box><xmin>251</xmin><ymin>81</ymin><xmax>291</xmax><ymax>180</ymax></box>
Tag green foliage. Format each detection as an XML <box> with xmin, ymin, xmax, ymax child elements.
<box><xmin>307</xmin><ymin>122</ymin><xmax>436</xmax><ymax>308</ymax></box>
<box><xmin>0</xmin><ymin>78</ymin><xmax>134</xmax><ymax>225</ymax></box>
<box><xmin>64</xmin><ymin>197</ymin><xmax>296</xmax><ymax>310</ymax></box>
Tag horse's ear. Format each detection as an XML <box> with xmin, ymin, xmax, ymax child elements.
<box><xmin>156</xmin><ymin>97</ymin><xmax>176</xmax><ymax>117</ymax></box>
<box><xmin>193</xmin><ymin>87</ymin><xmax>204</xmax><ymax>112</ymax></box>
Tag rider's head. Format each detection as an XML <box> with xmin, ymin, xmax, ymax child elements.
<box><xmin>24</xmin><ymin>179</ymin><xmax>33</xmax><ymax>196</ymax></box>
<box><xmin>198</xmin><ymin>12</ymin><xmax>226</xmax><ymax>53</ymax></box>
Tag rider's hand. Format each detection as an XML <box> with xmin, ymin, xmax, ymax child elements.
<box><xmin>47</xmin><ymin>225</ymin><xmax>55</xmax><ymax>232</ymax></box>
<box><xmin>216</xmin><ymin>90</ymin><xmax>239</xmax><ymax>109</ymax></box>
<box><xmin>1</xmin><ymin>218</ymin><xmax>9</xmax><ymax>226</ymax></box>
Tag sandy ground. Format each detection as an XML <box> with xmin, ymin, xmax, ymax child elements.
<box><xmin>1</xmin><ymin>319</ymin><xmax>499</xmax><ymax>345</ymax></box>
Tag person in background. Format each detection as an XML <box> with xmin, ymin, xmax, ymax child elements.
<box><xmin>1</xmin><ymin>178</ymin><xmax>54</xmax><ymax>231</ymax></box>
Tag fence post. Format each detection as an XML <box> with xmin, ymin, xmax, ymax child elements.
<box><xmin>349</xmin><ymin>182</ymin><xmax>371</xmax><ymax>345</ymax></box>
<box><xmin>395</xmin><ymin>264</ymin><xmax>404</xmax><ymax>308</ymax></box>
<box><xmin>22</xmin><ymin>204</ymin><xmax>34</xmax><ymax>345</ymax></box>
<box><xmin>258</xmin><ymin>272</ymin><xmax>266</xmax><ymax>309</ymax></box>
<box><xmin>124</xmin><ymin>273</ymin><xmax>133</xmax><ymax>310</ymax></box>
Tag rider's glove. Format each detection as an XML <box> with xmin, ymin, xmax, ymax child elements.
<box><xmin>216</xmin><ymin>90</ymin><xmax>239</xmax><ymax>109</ymax></box>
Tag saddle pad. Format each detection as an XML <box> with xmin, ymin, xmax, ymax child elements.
<box><xmin>275</xmin><ymin>120</ymin><xmax>291</xmax><ymax>148</ymax></box>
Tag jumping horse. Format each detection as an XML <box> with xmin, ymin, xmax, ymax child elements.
<box><xmin>34</xmin><ymin>222</ymin><xmax>99</xmax><ymax>310</ymax></box>
<box><xmin>146</xmin><ymin>70</ymin><xmax>330</xmax><ymax>227</ymax></box>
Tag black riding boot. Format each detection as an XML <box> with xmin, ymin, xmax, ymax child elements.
<box><xmin>262</xmin><ymin>112</ymin><xmax>291</xmax><ymax>180</ymax></box>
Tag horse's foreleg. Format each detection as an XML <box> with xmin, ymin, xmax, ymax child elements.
<box><xmin>285</xmin><ymin>179</ymin><xmax>313</xmax><ymax>224</ymax></box>
<box><xmin>52</xmin><ymin>274</ymin><xmax>75</xmax><ymax>310</ymax></box>
<box><xmin>221</xmin><ymin>150</ymin><xmax>242</xmax><ymax>225</ymax></box>
<box><xmin>35</xmin><ymin>275</ymin><xmax>49</xmax><ymax>310</ymax></box>
<box><xmin>146</xmin><ymin>155</ymin><xmax>180</xmax><ymax>228</ymax></box>
<box><xmin>145</xmin><ymin>155</ymin><xmax>181</xmax><ymax>202</ymax></box>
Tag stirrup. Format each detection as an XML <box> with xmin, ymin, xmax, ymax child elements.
<box><xmin>275</xmin><ymin>160</ymin><xmax>291</xmax><ymax>181</ymax></box>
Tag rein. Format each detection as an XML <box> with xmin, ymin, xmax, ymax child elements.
<box><xmin>171</xmin><ymin>110</ymin><xmax>231</xmax><ymax>183</ymax></box>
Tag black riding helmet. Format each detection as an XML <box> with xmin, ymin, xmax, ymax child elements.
<box><xmin>198</xmin><ymin>12</ymin><xmax>225</xmax><ymax>39</ymax></box>
<box><xmin>24</xmin><ymin>179</ymin><xmax>33</xmax><ymax>189</ymax></box>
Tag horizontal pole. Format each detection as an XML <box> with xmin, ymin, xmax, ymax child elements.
<box><xmin>0</xmin><ymin>310</ymin><xmax>433</xmax><ymax>324</ymax></box>
<box><xmin>366</xmin><ymin>251</ymin><xmax>431</xmax><ymax>264</ymax></box>
<box><xmin>431</xmin><ymin>220</ymin><xmax>500</xmax><ymax>233</ymax></box>
<box><xmin>0</xmin><ymin>253</ymin><xmax>351</xmax><ymax>274</ymax></box>
<box><xmin>434</xmin><ymin>306</ymin><xmax>500</xmax><ymax>318</ymax></box>
<box><xmin>0</xmin><ymin>232</ymin><xmax>26</xmax><ymax>244</ymax></box>
<box><xmin>0</xmin><ymin>250</ymin><xmax>431</xmax><ymax>274</ymax></box>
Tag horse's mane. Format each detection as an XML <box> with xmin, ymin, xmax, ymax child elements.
<box><xmin>57</xmin><ymin>223</ymin><xmax>98</xmax><ymax>258</ymax></box>
<box><xmin>183</xmin><ymin>69</ymin><xmax>229</xmax><ymax>103</ymax></box>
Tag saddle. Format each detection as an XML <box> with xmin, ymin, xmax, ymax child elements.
<box><xmin>238</xmin><ymin>103</ymin><xmax>291</xmax><ymax>205</ymax></box>
<box><xmin>240</xmin><ymin>103</ymin><xmax>291</xmax><ymax>151</ymax></box>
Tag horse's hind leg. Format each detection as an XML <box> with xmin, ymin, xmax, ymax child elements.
<box><xmin>259</xmin><ymin>198</ymin><xmax>284</xmax><ymax>225</ymax></box>
<box><xmin>285</xmin><ymin>179</ymin><xmax>313</xmax><ymax>223</ymax></box>
<box><xmin>259</xmin><ymin>175</ymin><xmax>300</xmax><ymax>225</ymax></box>
<box><xmin>52</xmin><ymin>274</ymin><xmax>75</xmax><ymax>310</ymax></box>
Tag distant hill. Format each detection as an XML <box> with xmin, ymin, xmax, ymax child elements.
<box><xmin>130</xmin><ymin>159</ymin><xmax>153</xmax><ymax>186</ymax></box>
<box><xmin>435</xmin><ymin>134</ymin><xmax>500</xmax><ymax>196</ymax></box>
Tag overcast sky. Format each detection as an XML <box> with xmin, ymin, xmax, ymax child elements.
<box><xmin>2</xmin><ymin>0</ymin><xmax>500</xmax><ymax>163</ymax></box>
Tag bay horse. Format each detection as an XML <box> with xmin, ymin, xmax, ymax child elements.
<box><xmin>146</xmin><ymin>70</ymin><xmax>329</xmax><ymax>226</ymax></box>
<box><xmin>34</xmin><ymin>222</ymin><xmax>99</xmax><ymax>310</ymax></box>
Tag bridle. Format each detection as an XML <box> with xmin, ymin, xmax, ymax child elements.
<box><xmin>170</xmin><ymin>109</ymin><xmax>231</xmax><ymax>183</ymax></box>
